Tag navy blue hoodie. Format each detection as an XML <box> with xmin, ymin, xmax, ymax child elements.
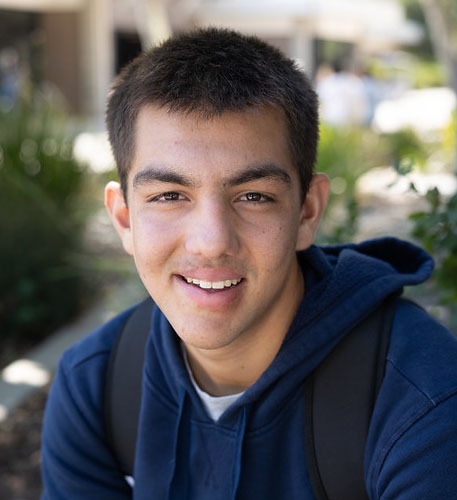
<box><xmin>41</xmin><ymin>238</ymin><xmax>457</xmax><ymax>499</ymax></box>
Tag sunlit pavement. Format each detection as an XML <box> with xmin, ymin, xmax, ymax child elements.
<box><xmin>0</xmin><ymin>278</ymin><xmax>145</xmax><ymax>422</ymax></box>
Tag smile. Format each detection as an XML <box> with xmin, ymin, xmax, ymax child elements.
<box><xmin>183</xmin><ymin>277</ymin><xmax>242</xmax><ymax>290</ymax></box>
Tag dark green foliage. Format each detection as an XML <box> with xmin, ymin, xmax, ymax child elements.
<box><xmin>386</xmin><ymin>118</ymin><xmax>457</xmax><ymax>324</ymax></box>
<box><xmin>410</xmin><ymin>188</ymin><xmax>457</xmax><ymax>307</ymax></box>
<box><xmin>0</xmin><ymin>91</ymin><xmax>88</xmax><ymax>344</ymax></box>
<box><xmin>386</xmin><ymin>128</ymin><xmax>429</xmax><ymax>173</ymax></box>
<box><xmin>317</xmin><ymin>124</ymin><xmax>389</xmax><ymax>243</ymax></box>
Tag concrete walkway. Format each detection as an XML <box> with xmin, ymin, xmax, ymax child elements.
<box><xmin>0</xmin><ymin>279</ymin><xmax>145</xmax><ymax>422</ymax></box>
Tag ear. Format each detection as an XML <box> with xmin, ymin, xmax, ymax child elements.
<box><xmin>104</xmin><ymin>181</ymin><xmax>134</xmax><ymax>255</ymax></box>
<box><xmin>296</xmin><ymin>173</ymin><xmax>330</xmax><ymax>251</ymax></box>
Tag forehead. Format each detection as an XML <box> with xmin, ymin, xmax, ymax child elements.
<box><xmin>131</xmin><ymin>104</ymin><xmax>295</xmax><ymax>182</ymax></box>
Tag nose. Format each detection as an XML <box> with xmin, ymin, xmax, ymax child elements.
<box><xmin>184</xmin><ymin>198</ymin><xmax>239</xmax><ymax>258</ymax></box>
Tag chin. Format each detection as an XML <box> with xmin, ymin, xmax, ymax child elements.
<box><xmin>176</xmin><ymin>327</ymin><xmax>238</xmax><ymax>351</ymax></box>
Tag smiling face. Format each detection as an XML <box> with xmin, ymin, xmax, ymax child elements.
<box><xmin>106</xmin><ymin>104</ymin><xmax>328</xmax><ymax>356</ymax></box>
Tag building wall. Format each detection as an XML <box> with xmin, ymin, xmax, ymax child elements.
<box><xmin>41</xmin><ymin>11</ymin><xmax>82</xmax><ymax>113</ymax></box>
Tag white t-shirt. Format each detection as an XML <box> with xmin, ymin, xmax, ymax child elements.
<box><xmin>183</xmin><ymin>346</ymin><xmax>244</xmax><ymax>421</ymax></box>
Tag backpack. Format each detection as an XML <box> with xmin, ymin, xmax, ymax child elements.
<box><xmin>105</xmin><ymin>296</ymin><xmax>396</xmax><ymax>500</ymax></box>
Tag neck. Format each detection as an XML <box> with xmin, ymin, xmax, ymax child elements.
<box><xmin>185</xmin><ymin>334</ymin><xmax>283</xmax><ymax>396</ymax></box>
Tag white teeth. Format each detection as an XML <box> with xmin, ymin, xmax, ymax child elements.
<box><xmin>184</xmin><ymin>277</ymin><xmax>241</xmax><ymax>290</ymax></box>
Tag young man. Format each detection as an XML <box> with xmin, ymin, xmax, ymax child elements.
<box><xmin>41</xmin><ymin>28</ymin><xmax>457</xmax><ymax>499</ymax></box>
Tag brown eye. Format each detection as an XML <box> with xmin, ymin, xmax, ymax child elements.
<box><xmin>240</xmin><ymin>192</ymin><xmax>273</xmax><ymax>203</ymax></box>
<box><xmin>245</xmin><ymin>192</ymin><xmax>263</xmax><ymax>202</ymax></box>
<box><xmin>149</xmin><ymin>191</ymin><xmax>183</xmax><ymax>202</ymax></box>
<box><xmin>162</xmin><ymin>192</ymin><xmax>180</xmax><ymax>201</ymax></box>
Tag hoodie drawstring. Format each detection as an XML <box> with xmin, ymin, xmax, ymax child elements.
<box><xmin>167</xmin><ymin>391</ymin><xmax>190</xmax><ymax>499</ymax></box>
<box><xmin>167</xmin><ymin>391</ymin><xmax>250</xmax><ymax>500</ymax></box>
<box><xmin>231</xmin><ymin>405</ymin><xmax>249</xmax><ymax>500</ymax></box>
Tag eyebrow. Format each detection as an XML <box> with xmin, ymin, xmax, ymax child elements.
<box><xmin>132</xmin><ymin>162</ymin><xmax>292</xmax><ymax>190</ymax></box>
<box><xmin>224</xmin><ymin>163</ymin><xmax>292</xmax><ymax>187</ymax></box>
<box><xmin>133</xmin><ymin>166</ymin><xmax>194</xmax><ymax>190</ymax></box>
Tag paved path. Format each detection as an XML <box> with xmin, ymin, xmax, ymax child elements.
<box><xmin>0</xmin><ymin>279</ymin><xmax>145</xmax><ymax>422</ymax></box>
<box><xmin>356</xmin><ymin>166</ymin><xmax>457</xmax><ymax>241</ymax></box>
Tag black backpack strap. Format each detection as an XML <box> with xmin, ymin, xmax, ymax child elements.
<box><xmin>104</xmin><ymin>298</ymin><xmax>154</xmax><ymax>476</ymax></box>
<box><xmin>304</xmin><ymin>296</ymin><xmax>396</xmax><ymax>500</ymax></box>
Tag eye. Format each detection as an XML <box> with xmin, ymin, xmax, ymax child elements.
<box><xmin>239</xmin><ymin>192</ymin><xmax>273</xmax><ymax>203</ymax></box>
<box><xmin>150</xmin><ymin>191</ymin><xmax>183</xmax><ymax>202</ymax></box>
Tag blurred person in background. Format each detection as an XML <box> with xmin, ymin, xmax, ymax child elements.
<box><xmin>316</xmin><ymin>60</ymin><xmax>370</xmax><ymax>126</ymax></box>
<box><xmin>0</xmin><ymin>48</ymin><xmax>20</xmax><ymax>107</ymax></box>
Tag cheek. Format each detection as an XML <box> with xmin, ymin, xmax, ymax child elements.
<box><xmin>130</xmin><ymin>215</ymin><xmax>178</xmax><ymax>269</ymax></box>
<box><xmin>251</xmin><ymin>220</ymin><xmax>301</xmax><ymax>270</ymax></box>
<box><xmin>295</xmin><ymin>223</ymin><xmax>315</xmax><ymax>252</ymax></box>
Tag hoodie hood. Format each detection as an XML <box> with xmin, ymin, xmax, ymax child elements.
<box><xmin>133</xmin><ymin>237</ymin><xmax>433</xmax><ymax>498</ymax></box>
<box><xmin>231</xmin><ymin>237</ymin><xmax>433</xmax><ymax>419</ymax></box>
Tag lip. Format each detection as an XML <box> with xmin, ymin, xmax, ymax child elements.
<box><xmin>183</xmin><ymin>276</ymin><xmax>242</xmax><ymax>289</ymax></box>
<box><xmin>177</xmin><ymin>267</ymin><xmax>244</xmax><ymax>282</ymax></box>
<box><xmin>173</xmin><ymin>271</ymin><xmax>245</xmax><ymax>309</ymax></box>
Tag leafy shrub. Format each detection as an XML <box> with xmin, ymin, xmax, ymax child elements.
<box><xmin>410</xmin><ymin>60</ymin><xmax>445</xmax><ymax>89</ymax></box>
<box><xmin>317</xmin><ymin>124</ymin><xmax>389</xmax><ymax>242</ymax></box>
<box><xmin>442</xmin><ymin>111</ymin><xmax>457</xmax><ymax>168</ymax></box>
<box><xmin>410</xmin><ymin>187</ymin><xmax>457</xmax><ymax>312</ymax></box>
<box><xmin>383</xmin><ymin>128</ymin><xmax>430</xmax><ymax>173</ymax></box>
<box><xmin>389</xmin><ymin>115</ymin><xmax>457</xmax><ymax>328</ymax></box>
<box><xmin>0</xmin><ymin>90</ymin><xmax>89</xmax><ymax>346</ymax></box>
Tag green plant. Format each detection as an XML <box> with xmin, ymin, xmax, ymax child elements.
<box><xmin>410</xmin><ymin>187</ymin><xmax>457</xmax><ymax>310</ymax></box>
<box><xmin>0</xmin><ymin>90</ymin><xmax>90</xmax><ymax>347</ymax></box>
<box><xmin>385</xmin><ymin>120</ymin><xmax>457</xmax><ymax>329</ymax></box>
<box><xmin>316</xmin><ymin>124</ymin><xmax>389</xmax><ymax>243</ymax></box>
<box><xmin>410</xmin><ymin>59</ymin><xmax>445</xmax><ymax>89</ymax></box>
<box><xmin>384</xmin><ymin>128</ymin><xmax>430</xmax><ymax>173</ymax></box>
<box><xmin>442</xmin><ymin>111</ymin><xmax>457</xmax><ymax>170</ymax></box>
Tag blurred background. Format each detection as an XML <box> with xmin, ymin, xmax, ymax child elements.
<box><xmin>0</xmin><ymin>0</ymin><xmax>456</xmax><ymax>497</ymax></box>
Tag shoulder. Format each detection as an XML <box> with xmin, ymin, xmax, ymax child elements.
<box><xmin>53</xmin><ymin>303</ymin><xmax>143</xmax><ymax>407</ymax></box>
<box><xmin>388</xmin><ymin>298</ymin><xmax>457</xmax><ymax>402</ymax></box>
<box><xmin>60</xmin><ymin>304</ymin><xmax>138</xmax><ymax>372</ymax></box>
<box><xmin>365</xmin><ymin>298</ymin><xmax>457</xmax><ymax>497</ymax></box>
<box><xmin>41</xmin><ymin>303</ymin><xmax>144</xmax><ymax>496</ymax></box>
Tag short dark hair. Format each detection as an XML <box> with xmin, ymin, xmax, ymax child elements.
<box><xmin>106</xmin><ymin>27</ymin><xmax>319</xmax><ymax>200</ymax></box>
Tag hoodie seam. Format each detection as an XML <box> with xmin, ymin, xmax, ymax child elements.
<box><xmin>386</xmin><ymin>358</ymin><xmax>457</xmax><ymax>406</ymax></box>
<box><xmin>370</xmin><ymin>361</ymin><xmax>457</xmax><ymax>497</ymax></box>
<box><xmin>69</xmin><ymin>348</ymin><xmax>111</xmax><ymax>372</ymax></box>
<box><xmin>217</xmin><ymin>386</ymin><xmax>303</xmax><ymax>437</ymax></box>
<box><xmin>371</xmin><ymin>395</ymin><xmax>457</xmax><ymax>499</ymax></box>
<box><xmin>144</xmin><ymin>375</ymin><xmax>184</xmax><ymax>415</ymax></box>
